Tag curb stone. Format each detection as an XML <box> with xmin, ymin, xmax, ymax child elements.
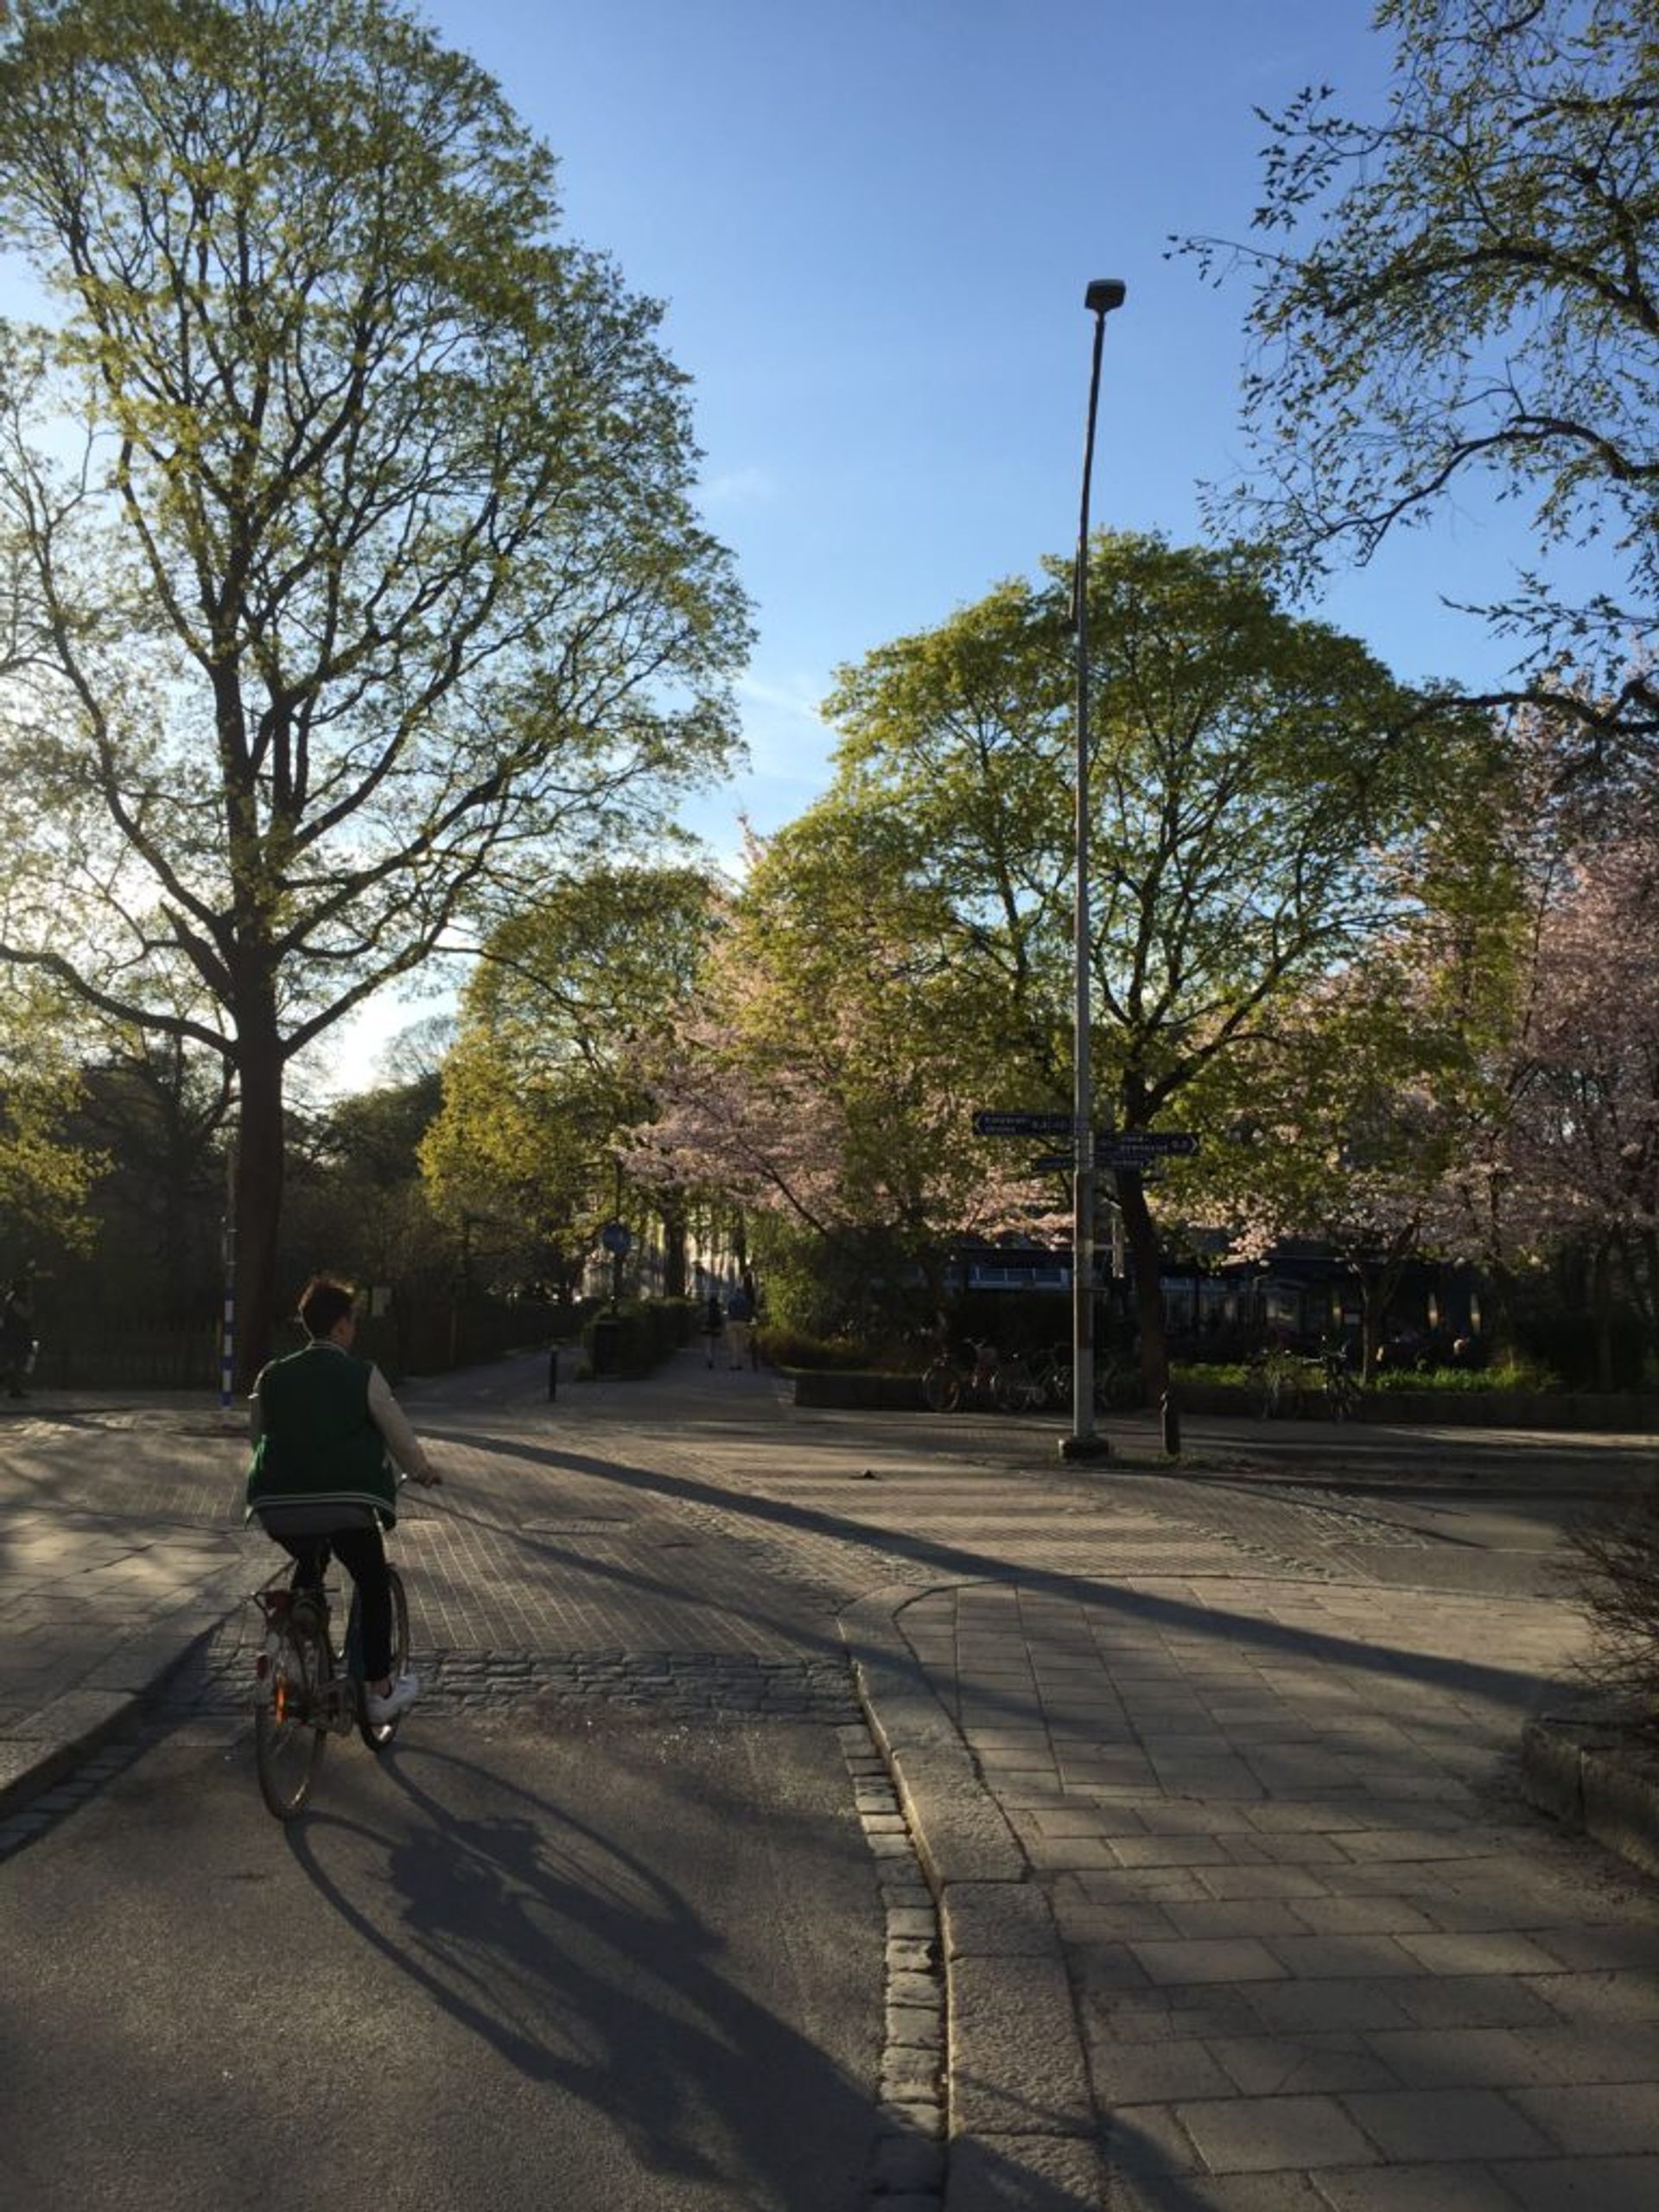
<box><xmin>1520</xmin><ymin>1707</ymin><xmax>1659</xmax><ymax>1883</ymax></box>
<box><xmin>841</xmin><ymin>1586</ymin><xmax>1105</xmax><ymax>2212</ymax></box>
<box><xmin>0</xmin><ymin>1553</ymin><xmax>252</xmax><ymax>1827</ymax></box>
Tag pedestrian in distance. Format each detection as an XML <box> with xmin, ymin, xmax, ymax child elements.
<box><xmin>245</xmin><ymin>1274</ymin><xmax>442</xmax><ymax>1726</ymax></box>
<box><xmin>725</xmin><ymin>1279</ymin><xmax>753</xmax><ymax>1370</ymax></box>
<box><xmin>700</xmin><ymin>1288</ymin><xmax>725</xmax><ymax>1368</ymax></box>
<box><xmin>0</xmin><ymin>1277</ymin><xmax>35</xmax><ymax>1400</ymax></box>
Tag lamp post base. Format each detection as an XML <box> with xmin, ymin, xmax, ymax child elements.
<box><xmin>1058</xmin><ymin>1433</ymin><xmax>1113</xmax><ymax>1463</ymax></box>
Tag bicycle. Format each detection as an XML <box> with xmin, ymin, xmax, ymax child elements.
<box><xmin>1026</xmin><ymin>1342</ymin><xmax>1072</xmax><ymax>1411</ymax></box>
<box><xmin>251</xmin><ymin>1561</ymin><xmax>410</xmax><ymax>1821</ymax></box>
<box><xmin>920</xmin><ymin>1338</ymin><xmax>1006</xmax><ymax>1413</ymax></box>
<box><xmin>1093</xmin><ymin>1351</ymin><xmax>1142</xmax><ymax>1413</ymax></box>
<box><xmin>991</xmin><ymin>1349</ymin><xmax>1045</xmax><ymax>1414</ymax></box>
<box><xmin>1250</xmin><ymin>1346</ymin><xmax>1305</xmax><ymax>1420</ymax></box>
<box><xmin>1319</xmin><ymin>1348</ymin><xmax>1362</xmax><ymax>1421</ymax></box>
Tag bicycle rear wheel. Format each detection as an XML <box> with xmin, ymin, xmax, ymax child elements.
<box><xmin>1093</xmin><ymin>1358</ymin><xmax>1139</xmax><ymax>1414</ymax></box>
<box><xmin>353</xmin><ymin>1566</ymin><xmax>410</xmax><ymax>1751</ymax></box>
<box><xmin>993</xmin><ymin>1357</ymin><xmax>1039</xmax><ymax>1414</ymax></box>
<box><xmin>922</xmin><ymin>1359</ymin><xmax>960</xmax><ymax>1413</ymax></box>
<box><xmin>254</xmin><ymin>1617</ymin><xmax>327</xmax><ymax>1821</ymax></box>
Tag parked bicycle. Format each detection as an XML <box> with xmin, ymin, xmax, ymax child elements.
<box><xmin>251</xmin><ymin>1561</ymin><xmax>411</xmax><ymax>1821</ymax></box>
<box><xmin>990</xmin><ymin>1349</ymin><xmax>1045</xmax><ymax>1414</ymax></box>
<box><xmin>1319</xmin><ymin>1346</ymin><xmax>1363</xmax><ymax>1421</ymax></box>
<box><xmin>1250</xmin><ymin>1346</ymin><xmax>1305</xmax><ymax>1420</ymax></box>
<box><xmin>1025</xmin><ymin>1342</ymin><xmax>1073</xmax><ymax>1412</ymax></box>
<box><xmin>1093</xmin><ymin>1351</ymin><xmax>1142</xmax><ymax>1413</ymax></box>
<box><xmin>922</xmin><ymin>1338</ymin><xmax>1047</xmax><ymax>1414</ymax></box>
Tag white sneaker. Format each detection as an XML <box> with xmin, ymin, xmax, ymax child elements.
<box><xmin>365</xmin><ymin>1672</ymin><xmax>421</xmax><ymax>1725</ymax></box>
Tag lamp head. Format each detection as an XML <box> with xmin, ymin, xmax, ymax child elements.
<box><xmin>1084</xmin><ymin>278</ymin><xmax>1127</xmax><ymax>315</ymax></box>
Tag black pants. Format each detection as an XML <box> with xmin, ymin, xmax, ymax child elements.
<box><xmin>274</xmin><ymin>1522</ymin><xmax>393</xmax><ymax>1682</ymax></box>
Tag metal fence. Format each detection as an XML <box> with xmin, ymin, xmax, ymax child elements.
<box><xmin>25</xmin><ymin>1292</ymin><xmax>564</xmax><ymax>1394</ymax></box>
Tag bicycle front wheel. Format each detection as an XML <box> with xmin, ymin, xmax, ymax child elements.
<box><xmin>355</xmin><ymin>1566</ymin><xmax>410</xmax><ymax>1751</ymax></box>
<box><xmin>255</xmin><ymin>1621</ymin><xmax>328</xmax><ymax>1821</ymax></box>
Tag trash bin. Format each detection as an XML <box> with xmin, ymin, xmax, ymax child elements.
<box><xmin>590</xmin><ymin>1315</ymin><xmax>621</xmax><ymax>1376</ymax></box>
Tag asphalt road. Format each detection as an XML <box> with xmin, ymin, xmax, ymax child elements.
<box><xmin>1</xmin><ymin>1702</ymin><xmax>881</xmax><ymax>2211</ymax></box>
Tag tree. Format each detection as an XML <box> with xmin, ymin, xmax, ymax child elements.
<box><xmin>0</xmin><ymin>0</ymin><xmax>749</xmax><ymax>1376</ymax></box>
<box><xmin>1196</xmin><ymin>766</ymin><xmax>1535</xmax><ymax>1370</ymax></box>
<box><xmin>1504</xmin><ymin>822</ymin><xmax>1659</xmax><ymax>1363</ymax></box>
<box><xmin>1182</xmin><ymin>0</ymin><xmax>1659</xmax><ymax>748</ymax></box>
<box><xmin>0</xmin><ymin>976</ymin><xmax>102</xmax><ymax>1266</ymax></box>
<box><xmin>73</xmin><ymin>1027</ymin><xmax>232</xmax><ymax>1316</ymax></box>
<box><xmin>282</xmin><ymin>1072</ymin><xmax>454</xmax><ymax>1338</ymax></box>
<box><xmin>639</xmin><ymin>814</ymin><xmax>1052</xmax><ymax>1334</ymax></box>
<box><xmin>816</xmin><ymin>533</ymin><xmax>1491</xmax><ymax>1392</ymax></box>
<box><xmin>423</xmin><ymin>866</ymin><xmax>720</xmax><ymax>1301</ymax></box>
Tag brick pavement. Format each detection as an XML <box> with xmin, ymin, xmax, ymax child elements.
<box><xmin>622</xmin><ymin>1376</ymin><xmax>1659</xmax><ymax>2209</ymax></box>
<box><xmin>4</xmin><ymin>1354</ymin><xmax>1659</xmax><ymax>2209</ymax></box>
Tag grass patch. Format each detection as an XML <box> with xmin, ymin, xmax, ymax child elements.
<box><xmin>1172</xmin><ymin>1357</ymin><xmax>1562</xmax><ymax>1395</ymax></box>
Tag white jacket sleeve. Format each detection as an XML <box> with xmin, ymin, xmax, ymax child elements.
<box><xmin>366</xmin><ymin>1364</ymin><xmax>437</xmax><ymax>1483</ymax></box>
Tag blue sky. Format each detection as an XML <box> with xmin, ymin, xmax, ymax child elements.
<box><xmin>7</xmin><ymin>1</ymin><xmax>1570</xmax><ymax>1085</ymax></box>
<box><xmin>424</xmin><ymin>0</ymin><xmax>1528</xmax><ymax>873</ymax></box>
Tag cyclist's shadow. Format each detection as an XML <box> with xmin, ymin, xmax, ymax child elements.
<box><xmin>282</xmin><ymin>1729</ymin><xmax>875</xmax><ymax>2196</ymax></box>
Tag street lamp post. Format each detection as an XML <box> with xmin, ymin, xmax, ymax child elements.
<box><xmin>1060</xmin><ymin>277</ymin><xmax>1126</xmax><ymax>1462</ymax></box>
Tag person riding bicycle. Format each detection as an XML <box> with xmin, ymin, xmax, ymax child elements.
<box><xmin>245</xmin><ymin>1275</ymin><xmax>440</xmax><ymax>1726</ymax></box>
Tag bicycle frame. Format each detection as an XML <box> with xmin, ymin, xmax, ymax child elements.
<box><xmin>253</xmin><ymin>1584</ymin><xmax>355</xmax><ymax>1735</ymax></box>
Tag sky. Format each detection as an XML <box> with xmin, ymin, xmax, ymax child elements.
<box><xmin>13</xmin><ymin>0</ymin><xmax>1578</xmax><ymax>1089</ymax></box>
<box><xmin>429</xmin><ymin>0</ymin><xmax>1525</xmax><ymax>846</ymax></box>
<box><xmin>342</xmin><ymin>0</ymin><xmax>1448</xmax><ymax>1079</ymax></box>
<box><xmin>414</xmin><ymin>0</ymin><xmax>1564</xmax><ymax>855</ymax></box>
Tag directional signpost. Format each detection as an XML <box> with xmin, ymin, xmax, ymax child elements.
<box><xmin>1096</xmin><ymin>1130</ymin><xmax>1199</xmax><ymax>1169</ymax></box>
<box><xmin>973</xmin><ymin>1113</ymin><xmax>1199</xmax><ymax>1169</ymax></box>
<box><xmin>972</xmin><ymin>1109</ymin><xmax>1079</xmax><ymax>1140</ymax></box>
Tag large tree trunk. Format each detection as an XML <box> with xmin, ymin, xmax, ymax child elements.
<box><xmin>1115</xmin><ymin>1169</ymin><xmax>1168</xmax><ymax>1403</ymax></box>
<box><xmin>660</xmin><ymin>1200</ymin><xmax>689</xmax><ymax>1300</ymax></box>
<box><xmin>232</xmin><ymin>1007</ymin><xmax>287</xmax><ymax>1390</ymax></box>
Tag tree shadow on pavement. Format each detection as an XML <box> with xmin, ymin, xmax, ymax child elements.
<box><xmin>441</xmin><ymin>1427</ymin><xmax>1574</xmax><ymax>1719</ymax></box>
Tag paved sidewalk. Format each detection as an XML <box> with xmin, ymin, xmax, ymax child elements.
<box><xmin>0</xmin><ymin>1396</ymin><xmax>254</xmax><ymax>1819</ymax></box>
<box><xmin>4</xmin><ymin>1355</ymin><xmax>1659</xmax><ymax>2210</ymax></box>
<box><xmin>636</xmin><ymin>1370</ymin><xmax>1659</xmax><ymax>2210</ymax></box>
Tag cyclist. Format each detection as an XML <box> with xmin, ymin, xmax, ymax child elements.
<box><xmin>245</xmin><ymin>1274</ymin><xmax>441</xmax><ymax>1726</ymax></box>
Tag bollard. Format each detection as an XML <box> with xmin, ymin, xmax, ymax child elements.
<box><xmin>1160</xmin><ymin>1389</ymin><xmax>1180</xmax><ymax>1457</ymax></box>
<box><xmin>547</xmin><ymin>1344</ymin><xmax>558</xmax><ymax>1402</ymax></box>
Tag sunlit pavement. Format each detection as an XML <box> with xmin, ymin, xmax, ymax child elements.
<box><xmin>5</xmin><ymin>1350</ymin><xmax>1659</xmax><ymax>2207</ymax></box>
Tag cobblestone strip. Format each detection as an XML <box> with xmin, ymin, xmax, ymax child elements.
<box><xmin>843</xmin><ymin>1586</ymin><xmax>1108</xmax><ymax>2212</ymax></box>
<box><xmin>836</xmin><ymin>1719</ymin><xmax>949</xmax><ymax>2209</ymax></box>
<box><xmin>426</xmin><ymin>1648</ymin><xmax>861</xmax><ymax>1720</ymax></box>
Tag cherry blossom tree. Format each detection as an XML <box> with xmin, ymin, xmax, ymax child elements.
<box><xmin>636</xmin><ymin>814</ymin><xmax>1060</xmax><ymax>1338</ymax></box>
<box><xmin>1505</xmin><ymin>823</ymin><xmax>1659</xmax><ymax>1360</ymax></box>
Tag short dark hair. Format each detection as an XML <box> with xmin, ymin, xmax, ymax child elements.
<box><xmin>297</xmin><ymin>1275</ymin><xmax>356</xmax><ymax>1339</ymax></box>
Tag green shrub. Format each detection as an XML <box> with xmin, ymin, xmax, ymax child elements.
<box><xmin>1171</xmin><ymin>1357</ymin><xmax>1563</xmax><ymax>1394</ymax></box>
<box><xmin>757</xmin><ymin>1324</ymin><xmax>871</xmax><ymax>1371</ymax></box>
<box><xmin>580</xmin><ymin>1296</ymin><xmax>696</xmax><ymax>1376</ymax></box>
<box><xmin>1171</xmin><ymin>1360</ymin><xmax>1255</xmax><ymax>1389</ymax></box>
<box><xmin>1369</xmin><ymin>1358</ymin><xmax>1560</xmax><ymax>1393</ymax></box>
